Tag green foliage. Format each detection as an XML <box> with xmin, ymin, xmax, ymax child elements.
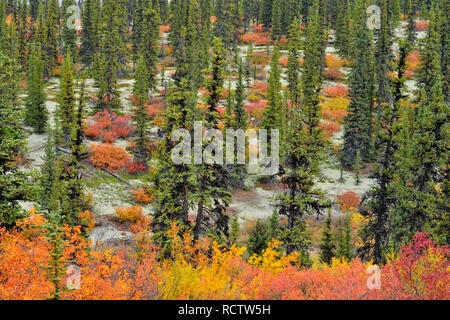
<box><xmin>247</xmin><ymin>219</ymin><xmax>270</xmax><ymax>256</ymax></box>
<box><xmin>320</xmin><ymin>210</ymin><xmax>335</xmax><ymax>264</ymax></box>
<box><xmin>0</xmin><ymin>52</ymin><xmax>31</xmax><ymax>227</ymax></box>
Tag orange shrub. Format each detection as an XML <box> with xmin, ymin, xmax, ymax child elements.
<box><xmin>415</xmin><ymin>19</ymin><xmax>429</xmax><ymax>31</ymax></box>
<box><xmin>115</xmin><ymin>205</ymin><xmax>145</xmax><ymax>223</ymax></box>
<box><xmin>242</xmin><ymin>33</ymin><xmax>271</xmax><ymax>46</ymax></box>
<box><xmin>323</xmin><ymin>84</ymin><xmax>349</xmax><ymax>97</ymax></box>
<box><xmin>160</xmin><ymin>25</ymin><xmax>170</xmax><ymax>34</ymax></box>
<box><xmin>406</xmin><ymin>50</ymin><xmax>421</xmax><ymax>71</ymax></box>
<box><xmin>320</xmin><ymin>121</ymin><xmax>341</xmax><ymax>137</ymax></box>
<box><xmin>89</xmin><ymin>143</ymin><xmax>131</xmax><ymax>172</ymax></box>
<box><xmin>325</xmin><ymin>54</ymin><xmax>347</xmax><ymax>69</ymax></box>
<box><xmin>78</xmin><ymin>210</ymin><xmax>95</xmax><ymax>233</ymax></box>
<box><xmin>246</xmin><ymin>99</ymin><xmax>267</xmax><ymax>119</ymax></box>
<box><xmin>131</xmin><ymin>186</ymin><xmax>155</xmax><ymax>204</ymax></box>
<box><xmin>322</xmin><ymin>108</ymin><xmax>348</xmax><ymax>123</ymax></box>
<box><xmin>324</xmin><ymin>67</ymin><xmax>345</xmax><ymax>81</ymax></box>
<box><xmin>279</xmin><ymin>57</ymin><xmax>288</xmax><ymax>68</ymax></box>
<box><xmin>335</xmin><ymin>191</ymin><xmax>361</xmax><ymax>212</ymax></box>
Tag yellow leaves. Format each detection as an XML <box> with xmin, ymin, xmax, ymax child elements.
<box><xmin>248</xmin><ymin>240</ymin><xmax>300</xmax><ymax>273</ymax></box>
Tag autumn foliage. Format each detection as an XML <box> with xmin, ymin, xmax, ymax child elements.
<box><xmin>323</xmin><ymin>84</ymin><xmax>349</xmax><ymax>98</ymax></box>
<box><xmin>0</xmin><ymin>215</ymin><xmax>448</xmax><ymax>300</ymax></box>
<box><xmin>88</xmin><ymin>143</ymin><xmax>132</xmax><ymax>172</ymax></box>
<box><xmin>84</xmin><ymin>109</ymin><xmax>134</xmax><ymax>143</ymax></box>
<box><xmin>336</xmin><ymin>191</ymin><xmax>361</xmax><ymax>212</ymax></box>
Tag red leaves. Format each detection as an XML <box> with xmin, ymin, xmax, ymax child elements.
<box><xmin>335</xmin><ymin>191</ymin><xmax>361</xmax><ymax>212</ymax></box>
<box><xmin>84</xmin><ymin>109</ymin><xmax>134</xmax><ymax>143</ymax></box>
<box><xmin>415</xmin><ymin>20</ymin><xmax>429</xmax><ymax>31</ymax></box>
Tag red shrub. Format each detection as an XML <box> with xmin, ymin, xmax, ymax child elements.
<box><xmin>322</xmin><ymin>109</ymin><xmax>348</xmax><ymax>123</ymax></box>
<box><xmin>335</xmin><ymin>191</ymin><xmax>361</xmax><ymax>212</ymax></box>
<box><xmin>126</xmin><ymin>161</ymin><xmax>147</xmax><ymax>175</ymax></box>
<box><xmin>246</xmin><ymin>100</ymin><xmax>267</xmax><ymax>119</ymax></box>
<box><xmin>320</xmin><ymin>121</ymin><xmax>341</xmax><ymax>138</ymax></box>
<box><xmin>84</xmin><ymin>109</ymin><xmax>134</xmax><ymax>143</ymax></box>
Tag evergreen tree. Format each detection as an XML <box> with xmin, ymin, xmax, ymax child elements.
<box><xmin>94</xmin><ymin>0</ymin><xmax>127</xmax><ymax>111</ymax></box>
<box><xmin>194</xmin><ymin>38</ymin><xmax>232</xmax><ymax>241</ymax></box>
<box><xmin>286</xmin><ymin>18</ymin><xmax>302</xmax><ymax>113</ymax></box>
<box><xmin>247</xmin><ymin>219</ymin><xmax>270</xmax><ymax>256</ymax></box>
<box><xmin>406</xmin><ymin>0</ymin><xmax>416</xmax><ymax>48</ymax></box>
<box><xmin>301</xmin><ymin>0</ymin><xmax>325</xmax><ymax>135</ymax></box>
<box><xmin>0</xmin><ymin>52</ymin><xmax>31</xmax><ymax>227</ymax></box>
<box><xmin>56</xmin><ymin>53</ymin><xmax>76</xmax><ymax>147</ymax></box>
<box><xmin>335</xmin><ymin>216</ymin><xmax>353</xmax><ymax>261</ymax></box>
<box><xmin>44</xmin><ymin>0</ymin><xmax>60</xmax><ymax>78</ymax></box>
<box><xmin>261</xmin><ymin>0</ymin><xmax>272</xmax><ymax>31</ymax></box>
<box><xmin>131</xmin><ymin>54</ymin><xmax>152</xmax><ymax>164</ymax></box>
<box><xmin>139</xmin><ymin>1</ymin><xmax>161</xmax><ymax>93</ymax></box>
<box><xmin>61</xmin><ymin>0</ymin><xmax>77</xmax><ymax>58</ymax></box>
<box><xmin>39</xmin><ymin>125</ymin><xmax>57</xmax><ymax>213</ymax></box>
<box><xmin>261</xmin><ymin>42</ymin><xmax>282</xmax><ymax>139</ymax></box>
<box><xmin>229</xmin><ymin>215</ymin><xmax>240</xmax><ymax>245</ymax></box>
<box><xmin>271</xmin><ymin>0</ymin><xmax>283</xmax><ymax>40</ymax></box>
<box><xmin>359</xmin><ymin>43</ymin><xmax>409</xmax><ymax>264</ymax></box>
<box><xmin>342</xmin><ymin>0</ymin><xmax>374</xmax><ymax>167</ymax></box>
<box><xmin>391</xmin><ymin>76</ymin><xmax>449</xmax><ymax>247</ymax></box>
<box><xmin>80</xmin><ymin>0</ymin><xmax>99</xmax><ymax>66</ymax></box>
<box><xmin>0</xmin><ymin>0</ymin><xmax>8</xmax><ymax>52</ymax></box>
<box><xmin>319</xmin><ymin>209</ymin><xmax>336</xmax><ymax>264</ymax></box>
<box><xmin>25</xmin><ymin>44</ymin><xmax>47</xmax><ymax>133</ymax></box>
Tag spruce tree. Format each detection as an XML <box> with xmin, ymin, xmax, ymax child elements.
<box><xmin>39</xmin><ymin>125</ymin><xmax>57</xmax><ymax>213</ymax></box>
<box><xmin>0</xmin><ymin>51</ymin><xmax>31</xmax><ymax>227</ymax></box>
<box><xmin>131</xmin><ymin>54</ymin><xmax>152</xmax><ymax>164</ymax></box>
<box><xmin>261</xmin><ymin>42</ymin><xmax>282</xmax><ymax>140</ymax></box>
<box><xmin>286</xmin><ymin>18</ymin><xmax>302</xmax><ymax>111</ymax></box>
<box><xmin>320</xmin><ymin>209</ymin><xmax>336</xmax><ymax>264</ymax></box>
<box><xmin>61</xmin><ymin>0</ymin><xmax>77</xmax><ymax>58</ymax></box>
<box><xmin>342</xmin><ymin>0</ymin><xmax>374</xmax><ymax>168</ymax></box>
<box><xmin>80</xmin><ymin>0</ymin><xmax>99</xmax><ymax>66</ymax></box>
<box><xmin>247</xmin><ymin>219</ymin><xmax>270</xmax><ymax>256</ymax></box>
<box><xmin>56</xmin><ymin>53</ymin><xmax>76</xmax><ymax>147</ymax></box>
<box><xmin>359</xmin><ymin>43</ymin><xmax>409</xmax><ymax>264</ymax></box>
<box><xmin>25</xmin><ymin>44</ymin><xmax>47</xmax><ymax>133</ymax></box>
<box><xmin>94</xmin><ymin>0</ymin><xmax>126</xmax><ymax>111</ymax></box>
<box><xmin>194</xmin><ymin>38</ymin><xmax>232</xmax><ymax>241</ymax></box>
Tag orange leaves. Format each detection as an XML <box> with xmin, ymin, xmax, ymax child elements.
<box><xmin>78</xmin><ymin>210</ymin><xmax>95</xmax><ymax>233</ymax></box>
<box><xmin>160</xmin><ymin>25</ymin><xmax>170</xmax><ymax>34</ymax></box>
<box><xmin>114</xmin><ymin>206</ymin><xmax>145</xmax><ymax>223</ymax></box>
<box><xmin>415</xmin><ymin>19</ymin><xmax>429</xmax><ymax>31</ymax></box>
<box><xmin>241</xmin><ymin>33</ymin><xmax>271</xmax><ymax>46</ymax></box>
<box><xmin>323</xmin><ymin>67</ymin><xmax>345</xmax><ymax>81</ymax></box>
<box><xmin>323</xmin><ymin>84</ymin><xmax>349</xmax><ymax>98</ymax></box>
<box><xmin>249</xmin><ymin>240</ymin><xmax>300</xmax><ymax>273</ymax></box>
<box><xmin>88</xmin><ymin>143</ymin><xmax>131</xmax><ymax>172</ymax></box>
<box><xmin>319</xmin><ymin>121</ymin><xmax>341</xmax><ymax>138</ymax></box>
<box><xmin>325</xmin><ymin>54</ymin><xmax>348</xmax><ymax>69</ymax></box>
<box><xmin>335</xmin><ymin>191</ymin><xmax>361</xmax><ymax>212</ymax></box>
<box><xmin>84</xmin><ymin>109</ymin><xmax>134</xmax><ymax>143</ymax></box>
<box><xmin>131</xmin><ymin>186</ymin><xmax>155</xmax><ymax>204</ymax></box>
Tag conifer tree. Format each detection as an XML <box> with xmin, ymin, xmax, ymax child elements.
<box><xmin>261</xmin><ymin>42</ymin><xmax>282</xmax><ymax>137</ymax></box>
<box><xmin>139</xmin><ymin>1</ymin><xmax>161</xmax><ymax>93</ymax></box>
<box><xmin>44</xmin><ymin>0</ymin><xmax>60</xmax><ymax>78</ymax></box>
<box><xmin>25</xmin><ymin>44</ymin><xmax>47</xmax><ymax>133</ymax></box>
<box><xmin>320</xmin><ymin>209</ymin><xmax>336</xmax><ymax>264</ymax></box>
<box><xmin>342</xmin><ymin>0</ymin><xmax>374</xmax><ymax>167</ymax></box>
<box><xmin>391</xmin><ymin>76</ymin><xmax>449</xmax><ymax>247</ymax></box>
<box><xmin>229</xmin><ymin>215</ymin><xmax>240</xmax><ymax>246</ymax></box>
<box><xmin>56</xmin><ymin>53</ymin><xmax>76</xmax><ymax>147</ymax></box>
<box><xmin>81</xmin><ymin>0</ymin><xmax>99</xmax><ymax>66</ymax></box>
<box><xmin>271</xmin><ymin>0</ymin><xmax>283</xmax><ymax>40</ymax></box>
<box><xmin>261</xmin><ymin>0</ymin><xmax>272</xmax><ymax>31</ymax></box>
<box><xmin>131</xmin><ymin>54</ymin><xmax>152</xmax><ymax>164</ymax></box>
<box><xmin>406</xmin><ymin>0</ymin><xmax>416</xmax><ymax>48</ymax></box>
<box><xmin>194</xmin><ymin>38</ymin><xmax>232</xmax><ymax>241</ymax></box>
<box><xmin>94</xmin><ymin>0</ymin><xmax>126</xmax><ymax>111</ymax></box>
<box><xmin>39</xmin><ymin>125</ymin><xmax>57</xmax><ymax>213</ymax></box>
<box><xmin>61</xmin><ymin>0</ymin><xmax>77</xmax><ymax>58</ymax></box>
<box><xmin>286</xmin><ymin>18</ymin><xmax>302</xmax><ymax>112</ymax></box>
<box><xmin>247</xmin><ymin>219</ymin><xmax>270</xmax><ymax>255</ymax></box>
<box><xmin>301</xmin><ymin>0</ymin><xmax>325</xmax><ymax>135</ymax></box>
<box><xmin>0</xmin><ymin>52</ymin><xmax>31</xmax><ymax>227</ymax></box>
<box><xmin>359</xmin><ymin>43</ymin><xmax>409</xmax><ymax>264</ymax></box>
<box><xmin>0</xmin><ymin>0</ymin><xmax>8</xmax><ymax>52</ymax></box>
